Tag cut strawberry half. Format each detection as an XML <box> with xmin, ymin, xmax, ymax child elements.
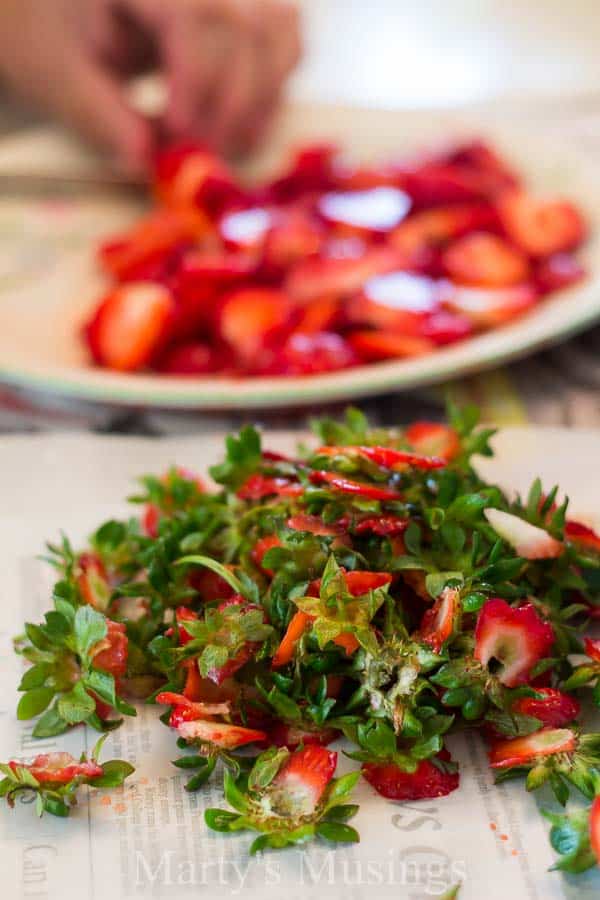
<box><xmin>308</xmin><ymin>469</ymin><xmax>402</xmax><ymax>500</ymax></box>
<box><xmin>270</xmin><ymin>745</ymin><xmax>337</xmax><ymax>815</ymax></box>
<box><xmin>237</xmin><ymin>474</ymin><xmax>303</xmax><ymax>500</ymax></box>
<box><xmin>419</xmin><ymin>586</ymin><xmax>460</xmax><ymax>652</ymax></box>
<box><xmin>442</xmin><ymin>232</ymin><xmax>530</xmax><ymax>287</ymax></box>
<box><xmin>484</xmin><ymin>507</ymin><xmax>563</xmax><ymax>559</ymax></box>
<box><xmin>565</xmin><ymin>520</ymin><xmax>600</xmax><ymax>553</ymax></box>
<box><xmin>285</xmin><ymin>247</ymin><xmax>402</xmax><ymax>303</ymax></box>
<box><xmin>348</xmin><ymin>271</ymin><xmax>452</xmax><ymax>332</ymax></box>
<box><xmin>488</xmin><ymin>727</ymin><xmax>576</xmax><ymax>768</ymax></box>
<box><xmin>84</xmin><ymin>282</ymin><xmax>175</xmax><ymax>372</ymax></box>
<box><xmin>262</xmin><ymin>211</ymin><xmax>323</xmax><ymax>272</ymax></box>
<box><xmin>317</xmin><ymin>186</ymin><xmax>411</xmax><ymax>236</ymax></box>
<box><xmin>446</xmin><ymin>284</ymin><xmax>538</xmax><ymax>328</ymax></box>
<box><xmin>474</xmin><ymin>598</ymin><xmax>555</xmax><ymax>687</ymax></box>
<box><xmin>90</xmin><ymin>620</ymin><xmax>128</xmax><ymax>678</ymax></box>
<box><xmin>362</xmin><ymin>751</ymin><xmax>459</xmax><ymax>800</ymax></box>
<box><xmin>405</xmin><ymin>422</ymin><xmax>460</xmax><ymax>461</ymax></box>
<box><xmin>10</xmin><ymin>752</ymin><xmax>103</xmax><ymax>785</ymax></box>
<box><xmin>348</xmin><ymin>330</ymin><xmax>434</xmax><ymax>361</ymax></box>
<box><xmin>512</xmin><ymin>688</ymin><xmax>580</xmax><ymax>728</ymax></box>
<box><xmin>590</xmin><ymin>796</ymin><xmax>600</xmax><ymax>863</ymax></box>
<box><xmin>497</xmin><ymin>191</ymin><xmax>587</xmax><ymax>257</ymax></box>
<box><xmin>157</xmin><ymin>342</ymin><xmax>224</xmax><ymax>376</ymax></box>
<box><xmin>217</xmin><ymin>288</ymin><xmax>294</xmax><ymax>366</ymax></box>
<box><xmin>177</xmin><ymin>719</ymin><xmax>266</xmax><ymax>749</ymax></box>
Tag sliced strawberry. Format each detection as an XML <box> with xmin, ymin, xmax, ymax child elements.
<box><xmin>535</xmin><ymin>253</ymin><xmax>586</xmax><ymax>294</ymax></box>
<box><xmin>352</xmin><ymin>515</ymin><xmax>409</xmax><ymax>536</ymax></box>
<box><xmin>285</xmin><ymin>247</ymin><xmax>401</xmax><ymax>303</ymax></box>
<box><xmin>405</xmin><ymin>422</ymin><xmax>460</xmax><ymax>461</ymax></box>
<box><xmin>165</xmin><ymin>606</ymin><xmax>199</xmax><ymax>646</ymax></box>
<box><xmin>446</xmin><ymin>284</ymin><xmax>538</xmax><ymax>328</ymax></box>
<box><xmin>590</xmin><ymin>796</ymin><xmax>600</xmax><ymax>863</ymax></box>
<box><xmin>348</xmin><ymin>330</ymin><xmax>434</xmax><ymax>361</ymax></box>
<box><xmin>484</xmin><ymin>508</ymin><xmax>564</xmax><ymax>559</ymax></box>
<box><xmin>84</xmin><ymin>282</ymin><xmax>174</xmax><ymax>372</ymax></box>
<box><xmin>362</xmin><ymin>751</ymin><xmax>459</xmax><ymax>800</ymax></box>
<box><xmin>251</xmin><ymin>535</ymin><xmax>281</xmax><ymax>574</ymax></box>
<box><xmin>177</xmin><ymin>718</ymin><xmax>266</xmax><ymax>749</ymax></box>
<box><xmin>156</xmin><ymin>691</ymin><xmax>230</xmax><ymax>728</ymax></box>
<box><xmin>584</xmin><ymin>637</ymin><xmax>600</xmax><ymax>662</ymax></box>
<box><xmin>565</xmin><ymin>520</ymin><xmax>600</xmax><ymax>554</ymax></box>
<box><xmin>270</xmin><ymin>745</ymin><xmax>337</xmax><ymax>815</ymax></box>
<box><xmin>142</xmin><ymin>503</ymin><xmax>160</xmax><ymax>538</ymax></box>
<box><xmin>294</xmin><ymin>297</ymin><xmax>342</xmax><ymax>334</ymax></box>
<box><xmin>217</xmin><ymin>288</ymin><xmax>293</xmax><ymax>365</ymax></box>
<box><xmin>10</xmin><ymin>752</ymin><xmax>103</xmax><ymax>785</ymax></box>
<box><xmin>512</xmin><ymin>688</ymin><xmax>580</xmax><ymax>727</ymax></box>
<box><xmin>317</xmin><ymin>186</ymin><xmax>411</xmax><ymax>236</ymax></box>
<box><xmin>76</xmin><ymin>553</ymin><xmax>110</xmax><ymax>611</ymax></box>
<box><xmin>271</xmin><ymin>610</ymin><xmax>312</xmax><ymax>669</ymax></box>
<box><xmin>348</xmin><ymin>271</ymin><xmax>452</xmax><ymax>332</ymax></box>
<box><xmin>263</xmin><ymin>331</ymin><xmax>358</xmax><ymax>376</ymax></box>
<box><xmin>97</xmin><ymin>210</ymin><xmax>202</xmax><ymax>282</ymax></box>
<box><xmin>268</xmin><ymin>721</ymin><xmax>340</xmax><ymax>750</ymax></box>
<box><xmin>155</xmin><ymin>143</ymin><xmax>243</xmax><ymax>214</ymax></box>
<box><xmin>237</xmin><ymin>474</ymin><xmax>303</xmax><ymax>500</ymax></box>
<box><xmin>488</xmin><ymin>727</ymin><xmax>576</xmax><ymax>768</ymax></box>
<box><xmin>443</xmin><ymin>140</ymin><xmax>520</xmax><ymax>191</ymax></box>
<box><xmin>420</xmin><ymin>310</ymin><xmax>473</xmax><ymax>345</ymax></box>
<box><xmin>497</xmin><ymin>191</ymin><xmax>587</xmax><ymax>257</ymax></box>
<box><xmin>400</xmin><ymin>163</ymin><xmax>491</xmax><ymax>206</ymax></box>
<box><xmin>263</xmin><ymin>143</ymin><xmax>339</xmax><ymax>203</ymax></box>
<box><xmin>419</xmin><ymin>586</ymin><xmax>460</xmax><ymax>652</ymax></box>
<box><xmin>261</xmin><ymin>211</ymin><xmax>322</xmax><ymax>274</ymax></box>
<box><xmin>315</xmin><ymin>444</ymin><xmax>445</xmax><ymax>470</ymax></box>
<box><xmin>390</xmin><ymin>203</ymin><xmax>498</xmax><ymax>260</ymax></box>
<box><xmin>308</xmin><ymin>469</ymin><xmax>401</xmax><ymax>501</ymax></box>
<box><xmin>286</xmin><ymin>514</ymin><xmax>345</xmax><ymax>536</ymax></box>
<box><xmin>343</xmin><ymin>570</ymin><xmax>393</xmax><ymax>595</ymax></box>
<box><xmin>157</xmin><ymin>342</ymin><xmax>223</xmax><ymax>376</ymax></box>
<box><xmin>442</xmin><ymin>232</ymin><xmax>530</xmax><ymax>287</ymax></box>
<box><xmin>474</xmin><ymin>598</ymin><xmax>555</xmax><ymax>687</ymax></box>
<box><xmin>90</xmin><ymin>620</ymin><xmax>128</xmax><ymax>678</ymax></box>
<box><xmin>219</xmin><ymin>206</ymin><xmax>275</xmax><ymax>251</ymax></box>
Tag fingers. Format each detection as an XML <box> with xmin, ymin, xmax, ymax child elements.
<box><xmin>135</xmin><ymin>0</ymin><xmax>302</xmax><ymax>154</ymax></box>
<box><xmin>49</xmin><ymin>50</ymin><xmax>154</xmax><ymax>170</ymax></box>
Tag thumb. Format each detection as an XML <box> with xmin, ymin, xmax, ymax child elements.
<box><xmin>50</xmin><ymin>51</ymin><xmax>154</xmax><ymax>170</ymax></box>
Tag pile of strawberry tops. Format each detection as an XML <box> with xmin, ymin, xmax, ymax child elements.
<box><xmin>85</xmin><ymin>140</ymin><xmax>588</xmax><ymax>376</ymax></box>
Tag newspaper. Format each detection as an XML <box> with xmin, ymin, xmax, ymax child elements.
<box><xmin>1</xmin><ymin>430</ymin><xmax>600</xmax><ymax>900</ymax></box>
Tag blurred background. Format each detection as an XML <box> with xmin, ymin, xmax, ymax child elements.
<box><xmin>2</xmin><ymin>0</ymin><xmax>600</xmax><ymax>433</ymax></box>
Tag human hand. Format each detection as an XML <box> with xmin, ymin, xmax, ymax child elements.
<box><xmin>0</xmin><ymin>0</ymin><xmax>301</xmax><ymax>168</ymax></box>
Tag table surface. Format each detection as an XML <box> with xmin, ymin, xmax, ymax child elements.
<box><xmin>3</xmin><ymin>1</ymin><xmax>600</xmax><ymax>435</ymax></box>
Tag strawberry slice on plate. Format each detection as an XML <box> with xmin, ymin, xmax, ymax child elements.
<box><xmin>219</xmin><ymin>206</ymin><xmax>275</xmax><ymax>251</ymax></box>
<box><xmin>156</xmin><ymin>342</ymin><xmax>225</xmax><ymax>376</ymax></box>
<box><xmin>349</xmin><ymin>330</ymin><xmax>434</xmax><ymax>361</ymax></box>
<box><xmin>497</xmin><ymin>191</ymin><xmax>587</xmax><ymax>257</ymax></box>
<box><xmin>535</xmin><ymin>253</ymin><xmax>586</xmax><ymax>294</ymax></box>
<box><xmin>262</xmin><ymin>331</ymin><xmax>358</xmax><ymax>376</ymax></box>
<box><xmin>484</xmin><ymin>508</ymin><xmax>563</xmax><ymax>559</ymax></box>
<box><xmin>488</xmin><ymin>727</ymin><xmax>576</xmax><ymax>768</ymax></box>
<box><xmin>362</xmin><ymin>750</ymin><xmax>459</xmax><ymax>800</ymax></box>
<box><xmin>442</xmin><ymin>232</ymin><xmax>530</xmax><ymax>287</ymax></box>
<box><xmin>445</xmin><ymin>283</ymin><xmax>538</xmax><ymax>328</ymax></box>
<box><xmin>512</xmin><ymin>688</ymin><xmax>580</xmax><ymax>728</ymax></box>
<box><xmin>390</xmin><ymin>203</ymin><xmax>498</xmax><ymax>259</ymax></box>
<box><xmin>217</xmin><ymin>288</ymin><xmax>294</xmax><ymax>366</ymax></box>
<box><xmin>285</xmin><ymin>247</ymin><xmax>402</xmax><ymax>303</ymax></box>
<box><xmin>348</xmin><ymin>270</ymin><xmax>452</xmax><ymax>332</ymax></box>
<box><xmin>474</xmin><ymin>598</ymin><xmax>555</xmax><ymax>687</ymax></box>
<box><xmin>317</xmin><ymin>186</ymin><xmax>411</xmax><ymax>236</ymax></box>
<box><xmin>84</xmin><ymin>282</ymin><xmax>174</xmax><ymax>372</ymax></box>
<box><xmin>269</xmin><ymin>745</ymin><xmax>337</xmax><ymax>816</ymax></box>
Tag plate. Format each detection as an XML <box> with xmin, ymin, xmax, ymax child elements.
<box><xmin>0</xmin><ymin>103</ymin><xmax>599</xmax><ymax>410</ymax></box>
<box><xmin>1</xmin><ymin>425</ymin><xmax>599</xmax><ymax>900</ymax></box>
